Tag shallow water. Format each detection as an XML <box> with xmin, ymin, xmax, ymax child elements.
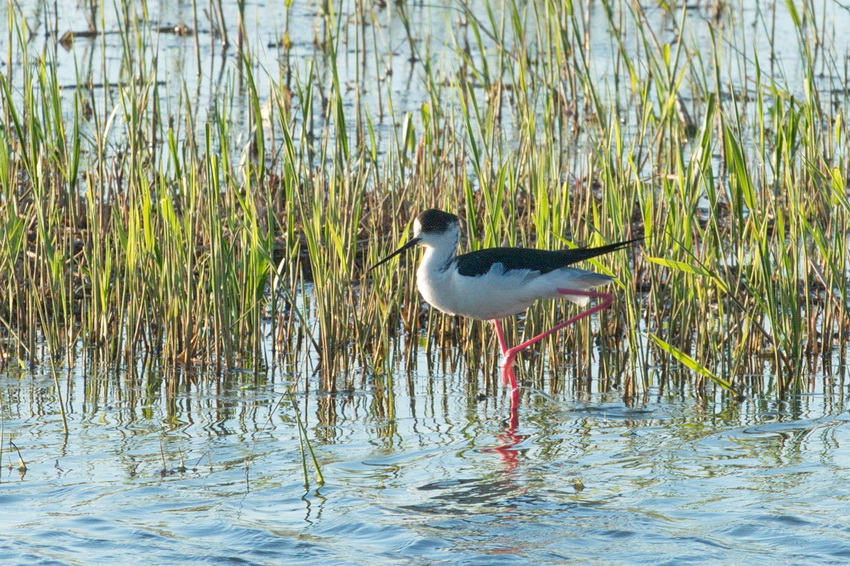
<box><xmin>4</xmin><ymin>0</ymin><xmax>850</xmax><ymax>563</ymax></box>
<box><xmin>4</xmin><ymin>0</ymin><xmax>845</xmax><ymax>155</ymax></box>
<box><xmin>2</xmin><ymin>358</ymin><xmax>850</xmax><ymax>565</ymax></box>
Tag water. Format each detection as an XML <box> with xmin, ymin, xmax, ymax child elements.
<box><xmin>2</xmin><ymin>359</ymin><xmax>850</xmax><ymax>565</ymax></box>
<box><xmin>4</xmin><ymin>0</ymin><xmax>850</xmax><ymax>563</ymax></box>
<box><xmin>6</xmin><ymin>0</ymin><xmax>847</xmax><ymax>156</ymax></box>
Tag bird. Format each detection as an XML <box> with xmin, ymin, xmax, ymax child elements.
<box><xmin>370</xmin><ymin>209</ymin><xmax>638</xmax><ymax>391</ymax></box>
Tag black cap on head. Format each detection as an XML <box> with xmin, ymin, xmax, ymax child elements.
<box><xmin>417</xmin><ymin>209</ymin><xmax>458</xmax><ymax>234</ymax></box>
<box><xmin>369</xmin><ymin>209</ymin><xmax>459</xmax><ymax>271</ymax></box>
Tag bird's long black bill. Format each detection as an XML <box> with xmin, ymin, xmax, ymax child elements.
<box><xmin>369</xmin><ymin>237</ymin><xmax>421</xmax><ymax>270</ymax></box>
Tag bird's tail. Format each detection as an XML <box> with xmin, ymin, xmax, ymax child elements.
<box><xmin>560</xmin><ymin>237</ymin><xmax>643</xmax><ymax>266</ymax></box>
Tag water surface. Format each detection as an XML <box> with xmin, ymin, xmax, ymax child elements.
<box><xmin>2</xmin><ymin>359</ymin><xmax>850</xmax><ymax>565</ymax></box>
<box><xmin>3</xmin><ymin>0</ymin><xmax>850</xmax><ymax>563</ymax></box>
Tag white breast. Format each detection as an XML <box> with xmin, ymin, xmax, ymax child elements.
<box><xmin>417</xmin><ymin>262</ymin><xmax>612</xmax><ymax>321</ymax></box>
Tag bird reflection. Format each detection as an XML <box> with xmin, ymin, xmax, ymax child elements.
<box><xmin>482</xmin><ymin>365</ymin><xmax>526</xmax><ymax>472</ymax></box>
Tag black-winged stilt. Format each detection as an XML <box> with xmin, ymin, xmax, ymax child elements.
<box><xmin>371</xmin><ymin>209</ymin><xmax>638</xmax><ymax>392</ymax></box>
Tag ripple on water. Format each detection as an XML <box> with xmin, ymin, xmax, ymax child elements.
<box><xmin>4</xmin><ymin>360</ymin><xmax>850</xmax><ymax>565</ymax></box>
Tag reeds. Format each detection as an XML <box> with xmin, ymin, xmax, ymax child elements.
<box><xmin>0</xmin><ymin>0</ymin><xmax>847</xmax><ymax>400</ymax></box>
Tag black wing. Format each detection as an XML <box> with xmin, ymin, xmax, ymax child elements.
<box><xmin>454</xmin><ymin>238</ymin><xmax>641</xmax><ymax>277</ymax></box>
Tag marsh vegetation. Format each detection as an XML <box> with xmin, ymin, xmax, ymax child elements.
<box><xmin>1</xmin><ymin>0</ymin><xmax>848</xmax><ymax>401</ymax></box>
<box><xmin>4</xmin><ymin>2</ymin><xmax>850</xmax><ymax>563</ymax></box>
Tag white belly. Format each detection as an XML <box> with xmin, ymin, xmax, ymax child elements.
<box><xmin>417</xmin><ymin>263</ymin><xmax>612</xmax><ymax>321</ymax></box>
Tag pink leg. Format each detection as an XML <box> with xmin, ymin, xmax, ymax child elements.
<box><xmin>493</xmin><ymin>320</ymin><xmax>515</xmax><ymax>388</ymax></box>
<box><xmin>493</xmin><ymin>319</ymin><xmax>510</xmax><ymax>357</ymax></box>
<box><xmin>500</xmin><ymin>288</ymin><xmax>613</xmax><ymax>385</ymax></box>
<box><xmin>500</xmin><ymin>364</ymin><xmax>519</xmax><ymax>393</ymax></box>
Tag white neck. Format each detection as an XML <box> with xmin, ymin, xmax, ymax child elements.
<box><xmin>417</xmin><ymin>228</ymin><xmax>459</xmax><ymax>274</ymax></box>
<box><xmin>415</xmin><ymin>229</ymin><xmax>460</xmax><ymax>315</ymax></box>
